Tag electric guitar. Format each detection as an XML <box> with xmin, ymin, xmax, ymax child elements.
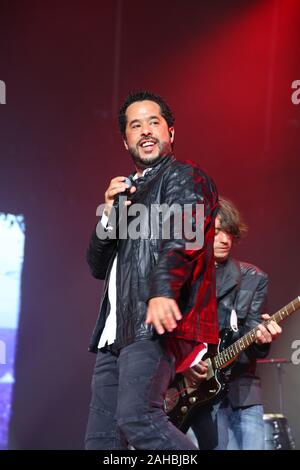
<box><xmin>164</xmin><ymin>296</ymin><xmax>300</xmax><ymax>432</ymax></box>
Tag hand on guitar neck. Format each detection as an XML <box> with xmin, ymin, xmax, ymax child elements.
<box><xmin>255</xmin><ymin>313</ymin><xmax>282</xmax><ymax>344</ymax></box>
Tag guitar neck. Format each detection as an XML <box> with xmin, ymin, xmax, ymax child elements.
<box><xmin>214</xmin><ymin>296</ymin><xmax>300</xmax><ymax>369</ymax></box>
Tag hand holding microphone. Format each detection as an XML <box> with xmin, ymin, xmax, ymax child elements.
<box><xmin>104</xmin><ymin>176</ymin><xmax>136</xmax><ymax>217</ymax></box>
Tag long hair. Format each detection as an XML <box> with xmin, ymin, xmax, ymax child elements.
<box><xmin>217</xmin><ymin>197</ymin><xmax>248</xmax><ymax>240</ymax></box>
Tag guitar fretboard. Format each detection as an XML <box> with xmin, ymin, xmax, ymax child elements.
<box><xmin>214</xmin><ymin>296</ymin><xmax>300</xmax><ymax>369</ymax></box>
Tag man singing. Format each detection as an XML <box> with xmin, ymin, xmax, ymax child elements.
<box><xmin>85</xmin><ymin>91</ymin><xmax>219</xmax><ymax>450</ymax></box>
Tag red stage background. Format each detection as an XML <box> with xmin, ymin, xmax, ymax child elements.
<box><xmin>0</xmin><ymin>0</ymin><xmax>299</xmax><ymax>449</ymax></box>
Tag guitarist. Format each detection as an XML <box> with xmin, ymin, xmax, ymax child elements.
<box><xmin>184</xmin><ymin>197</ymin><xmax>282</xmax><ymax>450</ymax></box>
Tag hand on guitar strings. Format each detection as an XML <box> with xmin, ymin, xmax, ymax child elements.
<box><xmin>182</xmin><ymin>360</ymin><xmax>208</xmax><ymax>387</ymax></box>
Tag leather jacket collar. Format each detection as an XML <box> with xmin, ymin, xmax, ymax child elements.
<box><xmin>130</xmin><ymin>154</ymin><xmax>175</xmax><ymax>187</ymax></box>
<box><xmin>216</xmin><ymin>258</ymin><xmax>241</xmax><ymax>300</ymax></box>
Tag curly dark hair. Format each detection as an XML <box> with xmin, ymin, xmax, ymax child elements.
<box><xmin>217</xmin><ymin>197</ymin><xmax>248</xmax><ymax>240</ymax></box>
<box><xmin>118</xmin><ymin>90</ymin><xmax>175</xmax><ymax>137</ymax></box>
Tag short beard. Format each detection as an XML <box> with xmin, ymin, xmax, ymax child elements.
<box><xmin>128</xmin><ymin>141</ymin><xmax>172</xmax><ymax>170</ymax></box>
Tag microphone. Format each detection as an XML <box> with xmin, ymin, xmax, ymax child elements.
<box><xmin>123</xmin><ymin>176</ymin><xmax>134</xmax><ymax>195</ymax></box>
<box><xmin>97</xmin><ymin>176</ymin><xmax>135</xmax><ymax>240</ymax></box>
<box><xmin>113</xmin><ymin>176</ymin><xmax>135</xmax><ymax>209</ymax></box>
<box><xmin>110</xmin><ymin>176</ymin><xmax>135</xmax><ymax>239</ymax></box>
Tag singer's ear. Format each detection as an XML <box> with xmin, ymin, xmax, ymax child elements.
<box><xmin>169</xmin><ymin>127</ymin><xmax>175</xmax><ymax>143</ymax></box>
<box><xmin>123</xmin><ymin>138</ymin><xmax>129</xmax><ymax>151</ymax></box>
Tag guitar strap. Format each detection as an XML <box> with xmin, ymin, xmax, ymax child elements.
<box><xmin>230</xmin><ymin>307</ymin><xmax>238</xmax><ymax>332</ymax></box>
<box><xmin>229</xmin><ymin>262</ymin><xmax>242</xmax><ymax>332</ymax></box>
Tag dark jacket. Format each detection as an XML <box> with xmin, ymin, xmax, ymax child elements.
<box><xmin>87</xmin><ymin>155</ymin><xmax>219</xmax><ymax>352</ymax></box>
<box><xmin>216</xmin><ymin>258</ymin><xmax>269</xmax><ymax>407</ymax></box>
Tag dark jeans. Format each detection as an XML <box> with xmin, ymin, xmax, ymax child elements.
<box><xmin>85</xmin><ymin>339</ymin><xmax>197</xmax><ymax>450</ymax></box>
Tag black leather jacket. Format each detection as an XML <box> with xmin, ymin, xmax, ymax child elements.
<box><xmin>87</xmin><ymin>155</ymin><xmax>218</xmax><ymax>352</ymax></box>
<box><xmin>217</xmin><ymin>258</ymin><xmax>269</xmax><ymax>407</ymax></box>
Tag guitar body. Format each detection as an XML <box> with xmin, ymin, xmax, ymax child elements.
<box><xmin>164</xmin><ymin>329</ymin><xmax>234</xmax><ymax>432</ymax></box>
<box><xmin>165</xmin><ymin>296</ymin><xmax>300</xmax><ymax>431</ymax></box>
